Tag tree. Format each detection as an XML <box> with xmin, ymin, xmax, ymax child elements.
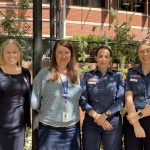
<box><xmin>110</xmin><ymin>7</ymin><xmax>139</xmax><ymax>70</ymax></box>
<box><xmin>0</xmin><ymin>8</ymin><xmax>31</xmax><ymax>60</ymax></box>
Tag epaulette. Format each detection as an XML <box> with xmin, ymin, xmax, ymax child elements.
<box><xmin>128</xmin><ymin>67</ymin><xmax>134</xmax><ymax>70</ymax></box>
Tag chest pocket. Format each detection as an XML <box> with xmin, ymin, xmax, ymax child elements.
<box><xmin>87</xmin><ymin>79</ymin><xmax>102</xmax><ymax>93</ymax></box>
<box><xmin>130</xmin><ymin>79</ymin><xmax>144</xmax><ymax>95</ymax></box>
<box><xmin>87</xmin><ymin>77</ymin><xmax>118</xmax><ymax>100</ymax></box>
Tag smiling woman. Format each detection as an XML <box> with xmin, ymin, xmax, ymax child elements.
<box><xmin>31</xmin><ymin>39</ymin><xmax>82</xmax><ymax>150</ymax></box>
<box><xmin>123</xmin><ymin>38</ymin><xmax>150</xmax><ymax>150</ymax></box>
<box><xmin>1</xmin><ymin>40</ymin><xmax>21</xmax><ymax>69</ymax></box>
<box><xmin>0</xmin><ymin>39</ymin><xmax>31</xmax><ymax>150</ymax></box>
<box><xmin>80</xmin><ymin>45</ymin><xmax>125</xmax><ymax>150</ymax></box>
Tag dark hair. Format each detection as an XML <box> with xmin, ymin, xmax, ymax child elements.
<box><xmin>95</xmin><ymin>45</ymin><xmax>112</xmax><ymax>57</ymax></box>
<box><xmin>113</xmin><ymin>58</ymin><xmax>120</xmax><ymax>64</ymax></box>
<box><xmin>49</xmin><ymin>40</ymin><xmax>78</xmax><ymax>83</ymax></box>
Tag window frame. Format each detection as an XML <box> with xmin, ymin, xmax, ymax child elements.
<box><xmin>72</xmin><ymin>0</ymin><xmax>105</xmax><ymax>8</ymax></box>
<box><xmin>119</xmin><ymin>0</ymin><xmax>145</xmax><ymax>13</ymax></box>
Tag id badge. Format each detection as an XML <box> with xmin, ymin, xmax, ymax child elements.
<box><xmin>62</xmin><ymin>112</ymin><xmax>68</xmax><ymax>122</ymax></box>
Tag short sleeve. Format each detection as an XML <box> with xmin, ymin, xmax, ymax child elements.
<box><xmin>125</xmin><ymin>69</ymin><xmax>132</xmax><ymax>92</ymax></box>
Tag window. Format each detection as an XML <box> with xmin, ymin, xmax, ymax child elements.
<box><xmin>42</xmin><ymin>0</ymin><xmax>49</xmax><ymax>4</ymax></box>
<box><xmin>90</xmin><ymin>0</ymin><xmax>105</xmax><ymax>8</ymax></box>
<box><xmin>73</xmin><ymin>0</ymin><xmax>88</xmax><ymax>6</ymax></box>
<box><xmin>73</xmin><ymin>0</ymin><xmax>105</xmax><ymax>8</ymax></box>
<box><xmin>120</xmin><ymin>0</ymin><xmax>144</xmax><ymax>13</ymax></box>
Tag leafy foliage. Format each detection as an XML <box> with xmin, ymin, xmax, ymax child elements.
<box><xmin>14</xmin><ymin>0</ymin><xmax>32</xmax><ymax>9</ymax></box>
<box><xmin>24</xmin><ymin>127</ymin><xmax>32</xmax><ymax>150</ymax></box>
<box><xmin>0</xmin><ymin>8</ymin><xmax>32</xmax><ymax>60</ymax></box>
<box><xmin>109</xmin><ymin>7</ymin><xmax>140</xmax><ymax>65</ymax></box>
<box><xmin>0</xmin><ymin>10</ymin><xmax>30</xmax><ymax>41</ymax></box>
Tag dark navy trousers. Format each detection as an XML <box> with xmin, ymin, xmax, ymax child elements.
<box><xmin>82</xmin><ymin>114</ymin><xmax>122</xmax><ymax>150</ymax></box>
<box><xmin>123</xmin><ymin>116</ymin><xmax>150</xmax><ymax>150</ymax></box>
<box><xmin>38</xmin><ymin>122</ymin><xmax>81</xmax><ymax>150</ymax></box>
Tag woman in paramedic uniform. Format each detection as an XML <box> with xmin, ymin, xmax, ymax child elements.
<box><xmin>80</xmin><ymin>45</ymin><xmax>125</xmax><ymax>150</ymax></box>
<box><xmin>123</xmin><ymin>38</ymin><xmax>150</xmax><ymax>150</ymax></box>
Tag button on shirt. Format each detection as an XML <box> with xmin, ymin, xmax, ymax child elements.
<box><xmin>125</xmin><ymin>65</ymin><xmax>150</xmax><ymax>109</ymax></box>
<box><xmin>80</xmin><ymin>68</ymin><xmax>125</xmax><ymax>115</ymax></box>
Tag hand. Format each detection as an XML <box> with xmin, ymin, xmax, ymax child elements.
<box><xmin>88</xmin><ymin>110</ymin><xmax>97</xmax><ymax>119</ymax></box>
<box><xmin>141</xmin><ymin>105</ymin><xmax>150</xmax><ymax>117</ymax></box>
<box><xmin>101</xmin><ymin>120</ymin><xmax>113</xmax><ymax>131</ymax></box>
<box><xmin>133</xmin><ymin>122</ymin><xmax>146</xmax><ymax>138</ymax></box>
<box><xmin>127</xmin><ymin>112</ymin><xmax>139</xmax><ymax>124</ymax></box>
<box><xmin>94</xmin><ymin>113</ymin><xmax>107</xmax><ymax>126</ymax></box>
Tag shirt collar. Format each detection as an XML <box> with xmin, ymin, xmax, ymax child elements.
<box><xmin>93</xmin><ymin>66</ymin><xmax>113</xmax><ymax>75</ymax></box>
<box><xmin>133</xmin><ymin>65</ymin><xmax>144</xmax><ymax>75</ymax></box>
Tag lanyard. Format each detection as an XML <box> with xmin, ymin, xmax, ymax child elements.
<box><xmin>59</xmin><ymin>74</ymin><xmax>69</xmax><ymax>98</ymax></box>
<box><xmin>59</xmin><ymin>74</ymin><xmax>69</xmax><ymax>121</ymax></box>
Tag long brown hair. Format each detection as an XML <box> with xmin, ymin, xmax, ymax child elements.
<box><xmin>0</xmin><ymin>39</ymin><xmax>22</xmax><ymax>66</ymax></box>
<box><xmin>49</xmin><ymin>40</ymin><xmax>78</xmax><ymax>84</ymax></box>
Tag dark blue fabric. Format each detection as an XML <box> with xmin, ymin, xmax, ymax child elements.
<box><xmin>22</xmin><ymin>67</ymin><xmax>32</xmax><ymax>127</ymax></box>
<box><xmin>80</xmin><ymin>67</ymin><xmax>125</xmax><ymax>115</ymax></box>
<box><xmin>0</xmin><ymin>125</ymin><xmax>25</xmax><ymax>150</ymax></box>
<box><xmin>82</xmin><ymin>114</ymin><xmax>122</xmax><ymax>150</ymax></box>
<box><xmin>38</xmin><ymin>122</ymin><xmax>81</xmax><ymax>150</ymax></box>
<box><xmin>125</xmin><ymin>65</ymin><xmax>150</xmax><ymax>109</ymax></box>
<box><xmin>123</xmin><ymin>115</ymin><xmax>150</xmax><ymax>150</ymax></box>
<box><xmin>79</xmin><ymin>67</ymin><xmax>124</xmax><ymax>150</ymax></box>
<box><xmin>0</xmin><ymin>68</ymin><xmax>31</xmax><ymax>150</ymax></box>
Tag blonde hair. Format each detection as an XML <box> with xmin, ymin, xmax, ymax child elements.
<box><xmin>137</xmin><ymin>37</ymin><xmax>150</xmax><ymax>52</ymax></box>
<box><xmin>0</xmin><ymin>39</ymin><xmax>22</xmax><ymax>66</ymax></box>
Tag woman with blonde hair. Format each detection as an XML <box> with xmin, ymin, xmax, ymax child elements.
<box><xmin>123</xmin><ymin>38</ymin><xmax>150</xmax><ymax>150</ymax></box>
<box><xmin>0</xmin><ymin>39</ymin><xmax>31</xmax><ymax>150</ymax></box>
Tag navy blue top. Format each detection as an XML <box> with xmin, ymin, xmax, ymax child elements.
<box><xmin>0</xmin><ymin>68</ymin><xmax>31</xmax><ymax>133</ymax></box>
<box><xmin>125</xmin><ymin>65</ymin><xmax>150</xmax><ymax>109</ymax></box>
<box><xmin>79</xmin><ymin>67</ymin><xmax>125</xmax><ymax>115</ymax></box>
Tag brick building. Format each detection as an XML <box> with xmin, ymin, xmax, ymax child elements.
<box><xmin>0</xmin><ymin>0</ymin><xmax>150</xmax><ymax>40</ymax></box>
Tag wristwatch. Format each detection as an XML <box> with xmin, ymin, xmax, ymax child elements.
<box><xmin>105</xmin><ymin>110</ymin><xmax>112</xmax><ymax>117</ymax></box>
<box><xmin>137</xmin><ymin>111</ymin><xmax>143</xmax><ymax>119</ymax></box>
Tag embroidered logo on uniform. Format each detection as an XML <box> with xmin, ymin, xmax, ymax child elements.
<box><xmin>88</xmin><ymin>77</ymin><xmax>98</xmax><ymax>84</ymax></box>
<box><xmin>130</xmin><ymin>74</ymin><xmax>140</xmax><ymax>82</ymax></box>
<box><xmin>130</xmin><ymin>75</ymin><xmax>140</xmax><ymax>78</ymax></box>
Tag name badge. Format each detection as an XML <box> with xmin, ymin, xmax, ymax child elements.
<box><xmin>88</xmin><ymin>81</ymin><xmax>97</xmax><ymax>85</ymax></box>
<box><xmin>130</xmin><ymin>78</ymin><xmax>138</xmax><ymax>82</ymax></box>
<box><xmin>62</xmin><ymin>112</ymin><xmax>68</xmax><ymax>122</ymax></box>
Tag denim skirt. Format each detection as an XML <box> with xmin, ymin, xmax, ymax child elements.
<box><xmin>38</xmin><ymin>122</ymin><xmax>81</xmax><ymax>150</ymax></box>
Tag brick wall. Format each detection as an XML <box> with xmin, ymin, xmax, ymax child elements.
<box><xmin>0</xmin><ymin>1</ymin><xmax>149</xmax><ymax>40</ymax></box>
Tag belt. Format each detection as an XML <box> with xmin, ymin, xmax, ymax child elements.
<box><xmin>39</xmin><ymin>122</ymin><xmax>52</xmax><ymax>129</ymax></box>
<box><xmin>39</xmin><ymin>122</ymin><xmax>79</xmax><ymax>129</ymax></box>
